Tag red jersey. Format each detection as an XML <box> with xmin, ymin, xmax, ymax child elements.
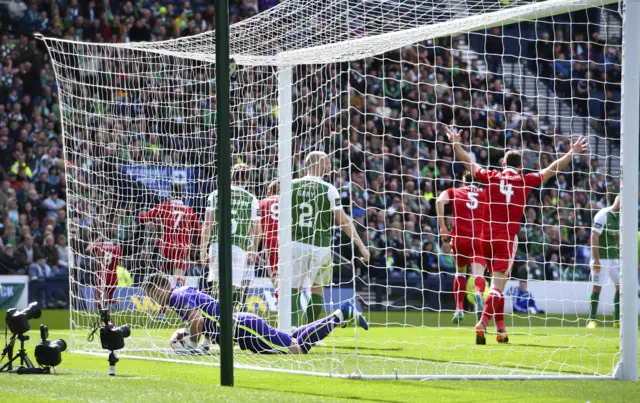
<box><xmin>139</xmin><ymin>200</ymin><xmax>200</xmax><ymax>249</ymax></box>
<box><xmin>446</xmin><ymin>185</ymin><xmax>487</xmax><ymax>239</ymax></box>
<box><xmin>93</xmin><ymin>242</ymin><xmax>122</xmax><ymax>275</ymax></box>
<box><xmin>259</xmin><ymin>196</ymin><xmax>279</xmax><ymax>252</ymax></box>
<box><xmin>475</xmin><ymin>167</ymin><xmax>543</xmax><ymax>238</ymax></box>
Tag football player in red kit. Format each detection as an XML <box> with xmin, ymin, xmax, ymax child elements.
<box><xmin>436</xmin><ymin>171</ymin><xmax>487</xmax><ymax>323</ymax></box>
<box><xmin>447</xmin><ymin>126</ymin><xmax>588</xmax><ymax>344</ymax></box>
<box><xmin>86</xmin><ymin>234</ymin><xmax>122</xmax><ymax>309</ymax></box>
<box><xmin>259</xmin><ymin>179</ymin><xmax>280</xmax><ymax>297</ymax></box>
<box><xmin>139</xmin><ymin>184</ymin><xmax>200</xmax><ymax>287</ymax></box>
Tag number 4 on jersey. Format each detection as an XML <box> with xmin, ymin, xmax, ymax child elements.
<box><xmin>500</xmin><ymin>180</ymin><xmax>513</xmax><ymax>204</ymax></box>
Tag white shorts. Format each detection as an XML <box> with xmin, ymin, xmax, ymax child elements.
<box><xmin>590</xmin><ymin>259</ymin><xmax>620</xmax><ymax>287</ymax></box>
<box><xmin>207</xmin><ymin>243</ymin><xmax>254</xmax><ymax>287</ymax></box>
<box><xmin>291</xmin><ymin>242</ymin><xmax>332</xmax><ymax>288</ymax></box>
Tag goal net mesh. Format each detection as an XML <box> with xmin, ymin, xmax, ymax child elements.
<box><xmin>42</xmin><ymin>0</ymin><xmax>625</xmax><ymax>377</ymax></box>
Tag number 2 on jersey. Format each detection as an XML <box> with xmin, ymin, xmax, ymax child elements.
<box><xmin>298</xmin><ymin>202</ymin><xmax>313</xmax><ymax>228</ymax></box>
<box><xmin>500</xmin><ymin>179</ymin><xmax>513</xmax><ymax>204</ymax></box>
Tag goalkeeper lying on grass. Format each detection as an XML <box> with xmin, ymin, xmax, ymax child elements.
<box><xmin>144</xmin><ymin>273</ymin><xmax>368</xmax><ymax>354</ymax></box>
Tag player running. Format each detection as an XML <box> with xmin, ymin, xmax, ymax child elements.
<box><xmin>436</xmin><ymin>170</ymin><xmax>488</xmax><ymax>323</ymax></box>
<box><xmin>446</xmin><ymin>127</ymin><xmax>588</xmax><ymax>344</ymax></box>
<box><xmin>587</xmin><ymin>195</ymin><xmax>621</xmax><ymax>329</ymax></box>
<box><xmin>139</xmin><ymin>184</ymin><xmax>200</xmax><ymax>287</ymax></box>
<box><xmin>85</xmin><ymin>232</ymin><xmax>122</xmax><ymax>310</ymax></box>
<box><xmin>290</xmin><ymin>151</ymin><xmax>369</xmax><ymax>326</ymax></box>
<box><xmin>144</xmin><ymin>273</ymin><xmax>368</xmax><ymax>354</ymax></box>
<box><xmin>259</xmin><ymin>179</ymin><xmax>280</xmax><ymax>296</ymax></box>
<box><xmin>201</xmin><ymin>164</ymin><xmax>261</xmax><ymax>310</ymax></box>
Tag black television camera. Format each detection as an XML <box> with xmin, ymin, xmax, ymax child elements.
<box><xmin>1</xmin><ymin>302</ymin><xmax>48</xmax><ymax>374</ymax></box>
<box><xmin>89</xmin><ymin>309</ymin><xmax>130</xmax><ymax>376</ymax></box>
<box><xmin>34</xmin><ymin>325</ymin><xmax>67</xmax><ymax>368</ymax></box>
<box><xmin>99</xmin><ymin>309</ymin><xmax>130</xmax><ymax>351</ymax></box>
<box><xmin>6</xmin><ymin>302</ymin><xmax>41</xmax><ymax>335</ymax></box>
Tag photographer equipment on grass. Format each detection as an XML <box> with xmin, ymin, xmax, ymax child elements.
<box><xmin>89</xmin><ymin>309</ymin><xmax>131</xmax><ymax>376</ymax></box>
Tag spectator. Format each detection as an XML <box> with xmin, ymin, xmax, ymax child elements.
<box><xmin>42</xmin><ymin>188</ymin><xmax>65</xmax><ymax>217</ymax></box>
<box><xmin>507</xmin><ymin>280</ymin><xmax>542</xmax><ymax>314</ymax></box>
<box><xmin>41</xmin><ymin>233</ymin><xmax>59</xmax><ymax>270</ymax></box>
<box><xmin>0</xmin><ymin>244</ymin><xmax>24</xmax><ymax>274</ymax></box>
<box><xmin>438</xmin><ymin>242</ymin><xmax>456</xmax><ymax>273</ymax></box>
<box><xmin>16</xmin><ymin>234</ymin><xmax>41</xmax><ymax>269</ymax></box>
<box><xmin>56</xmin><ymin>234</ymin><xmax>70</xmax><ymax>270</ymax></box>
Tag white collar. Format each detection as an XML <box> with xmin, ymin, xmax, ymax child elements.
<box><xmin>503</xmin><ymin>168</ymin><xmax>518</xmax><ymax>175</ymax></box>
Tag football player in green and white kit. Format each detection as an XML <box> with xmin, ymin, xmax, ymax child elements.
<box><xmin>587</xmin><ymin>195</ymin><xmax>620</xmax><ymax>329</ymax></box>
<box><xmin>290</xmin><ymin>151</ymin><xmax>369</xmax><ymax>326</ymax></box>
<box><xmin>201</xmin><ymin>164</ymin><xmax>261</xmax><ymax>310</ymax></box>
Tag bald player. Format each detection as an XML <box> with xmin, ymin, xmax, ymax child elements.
<box><xmin>290</xmin><ymin>151</ymin><xmax>369</xmax><ymax>326</ymax></box>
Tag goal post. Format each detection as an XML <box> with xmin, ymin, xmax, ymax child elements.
<box><xmin>618</xmin><ymin>0</ymin><xmax>639</xmax><ymax>382</ymax></box>
<box><xmin>39</xmin><ymin>0</ymin><xmax>638</xmax><ymax>380</ymax></box>
<box><xmin>277</xmin><ymin>65</ymin><xmax>293</xmax><ymax>332</ymax></box>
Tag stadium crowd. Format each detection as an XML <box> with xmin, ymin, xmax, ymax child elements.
<box><xmin>0</xmin><ymin>0</ymin><xmax>627</xmax><ymax>309</ymax></box>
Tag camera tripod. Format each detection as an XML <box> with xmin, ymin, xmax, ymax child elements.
<box><xmin>0</xmin><ymin>333</ymin><xmax>48</xmax><ymax>374</ymax></box>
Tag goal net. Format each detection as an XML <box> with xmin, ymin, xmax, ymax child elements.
<box><xmin>41</xmin><ymin>0</ymin><xmax>635</xmax><ymax>378</ymax></box>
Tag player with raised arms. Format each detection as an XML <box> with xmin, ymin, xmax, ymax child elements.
<box><xmin>259</xmin><ymin>179</ymin><xmax>280</xmax><ymax>296</ymax></box>
<box><xmin>446</xmin><ymin>127</ymin><xmax>588</xmax><ymax>344</ymax></box>
<box><xmin>139</xmin><ymin>183</ymin><xmax>200</xmax><ymax>287</ymax></box>
<box><xmin>201</xmin><ymin>163</ymin><xmax>261</xmax><ymax>310</ymax></box>
<box><xmin>144</xmin><ymin>273</ymin><xmax>368</xmax><ymax>354</ymax></box>
<box><xmin>436</xmin><ymin>170</ymin><xmax>488</xmax><ymax>323</ymax></box>
<box><xmin>290</xmin><ymin>151</ymin><xmax>370</xmax><ymax>326</ymax></box>
<box><xmin>587</xmin><ymin>195</ymin><xmax>621</xmax><ymax>329</ymax></box>
<box><xmin>85</xmin><ymin>229</ymin><xmax>122</xmax><ymax>310</ymax></box>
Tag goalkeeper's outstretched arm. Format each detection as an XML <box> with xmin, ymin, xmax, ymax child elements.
<box><xmin>186</xmin><ymin>309</ymin><xmax>204</xmax><ymax>346</ymax></box>
<box><xmin>334</xmin><ymin>209</ymin><xmax>369</xmax><ymax>261</ymax></box>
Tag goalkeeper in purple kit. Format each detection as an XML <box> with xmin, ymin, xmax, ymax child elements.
<box><xmin>144</xmin><ymin>273</ymin><xmax>368</xmax><ymax>354</ymax></box>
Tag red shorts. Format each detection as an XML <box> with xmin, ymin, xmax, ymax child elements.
<box><xmin>96</xmin><ymin>272</ymin><xmax>117</xmax><ymax>301</ymax></box>
<box><xmin>481</xmin><ymin>234</ymin><xmax>518</xmax><ymax>276</ymax></box>
<box><xmin>451</xmin><ymin>235</ymin><xmax>485</xmax><ymax>268</ymax></box>
<box><xmin>161</xmin><ymin>246</ymin><xmax>189</xmax><ymax>274</ymax></box>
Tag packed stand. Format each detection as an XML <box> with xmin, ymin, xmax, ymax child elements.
<box><xmin>0</xmin><ymin>0</ymin><xmax>277</xmax><ymax>307</ymax></box>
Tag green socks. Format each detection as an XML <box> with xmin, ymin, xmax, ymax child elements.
<box><xmin>614</xmin><ymin>290</ymin><xmax>620</xmax><ymax>322</ymax></box>
<box><xmin>589</xmin><ymin>290</ymin><xmax>600</xmax><ymax>321</ymax></box>
<box><xmin>291</xmin><ymin>291</ymin><xmax>301</xmax><ymax>328</ymax></box>
<box><xmin>306</xmin><ymin>293</ymin><xmax>324</xmax><ymax>323</ymax></box>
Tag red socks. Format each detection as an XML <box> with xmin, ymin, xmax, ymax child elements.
<box><xmin>453</xmin><ymin>274</ymin><xmax>466</xmax><ymax>311</ymax></box>
<box><xmin>474</xmin><ymin>276</ymin><xmax>486</xmax><ymax>295</ymax></box>
<box><xmin>481</xmin><ymin>288</ymin><xmax>505</xmax><ymax>331</ymax></box>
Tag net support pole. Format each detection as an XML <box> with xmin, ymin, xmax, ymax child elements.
<box><xmin>215</xmin><ymin>0</ymin><xmax>234</xmax><ymax>387</ymax></box>
<box><xmin>618</xmin><ymin>0</ymin><xmax>639</xmax><ymax>382</ymax></box>
<box><xmin>277</xmin><ymin>65</ymin><xmax>293</xmax><ymax>332</ymax></box>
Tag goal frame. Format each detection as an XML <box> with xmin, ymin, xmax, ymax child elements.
<box><xmin>272</xmin><ymin>0</ymin><xmax>639</xmax><ymax>381</ymax></box>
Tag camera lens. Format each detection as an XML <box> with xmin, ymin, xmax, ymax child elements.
<box><xmin>26</xmin><ymin>302</ymin><xmax>42</xmax><ymax>320</ymax></box>
<box><xmin>51</xmin><ymin>339</ymin><xmax>67</xmax><ymax>352</ymax></box>
<box><xmin>117</xmin><ymin>325</ymin><xmax>130</xmax><ymax>338</ymax></box>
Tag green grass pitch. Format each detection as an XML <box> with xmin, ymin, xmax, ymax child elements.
<box><xmin>1</xmin><ymin>310</ymin><xmax>639</xmax><ymax>402</ymax></box>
